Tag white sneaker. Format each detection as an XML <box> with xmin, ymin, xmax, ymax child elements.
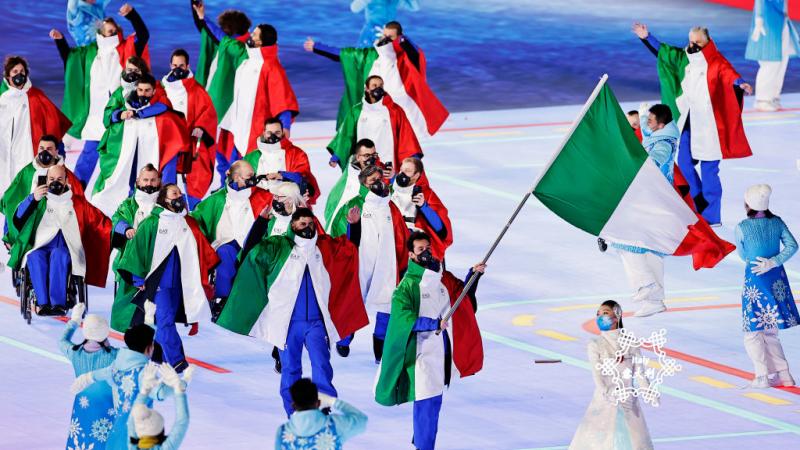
<box><xmin>771</xmin><ymin>99</ymin><xmax>782</xmax><ymax>110</ymax></box>
<box><xmin>775</xmin><ymin>370</ymin><xmax>796</xmax><ymax>387</ymax></box>
<box><xmin>634</xmin><ymin>301</ymin><xmax>667</xmax><ymax>317</ymax></box>
<box><xmin>748</xmin><ymin>375</ymin><xmax>771</xmax><ymax>389</ymax></box>
<box><xmin>754</xmin><ymin>100</ymin><xmax>778</xmax><ymax>112</ymax></box>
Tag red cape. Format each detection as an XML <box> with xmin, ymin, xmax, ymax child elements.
<box><xmin>27</xmin><ymin>87</ymin><xmax>71</xmax><ymax>154</ymax></box>
<box><xmin>174</xmin><ymin>77</ymin><xmax>218</xmax><ymax>199</ymax></box>
<box><xmin>414</xmin><ymin>173</ymin><xmax>453</xmax><ymax>260</ymax></box>
<box><xmin>185</xmin><ymin>216</ymin><xmax>221</xmax><ymax>301</ymax></box>
<box><xmin>389</xmin><ymin>202</ymin><xmax>411</xmax><ymax>282</ymax></box>
<box><xmin>65</xmin><ymin>168</ymin><xmax>85</xmax><ymax>198</ymax></box>
<box><xmin>384</xmin><ymin>94</ymin><xmax>424</xmax><ymax>164</ymax></box>
<box><xmin>153</xmin><ymin>110</ymin><xmax>190</xmax><ymax>174</ymax></box>
<box><xmin>116</xmin><ymin>32</ymin><xmax>150</xmax><ymax>69</ymax></box>
<box><xmin>441</xmin><ymin>270</ymin><xmax>483</xmax><ymax>378</ymax></box>
<box><xmin>702</xmin><ymin>40</ymin><xmax>752</xmax><ymax>159</ymax></box>
<box><xmin>392</xmin><ymin>39</ymin><xmax>449</xmax><ymax>135</ymax></box>
<box><xmin>318</xmin><ymin>235</ymin><xmax>369</xmax><ymax>338</ymax></box>
<box><xmin>73</xmin><ymin>195</ymin><xmax>112</xmax><ymax>287</ymax></box>
<box><xmin>248</xmin><ymin>188</ymin><xmax>274</xmax><ymax>218</ymax></box>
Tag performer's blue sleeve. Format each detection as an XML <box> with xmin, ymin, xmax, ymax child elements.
<box><xmin>419</xmin><ymin>203</ymin><xmax>444</xmax><ymax>233</ymax></box>
<box><xmin>330</xmin><ymin>399</ymin><xmax>368</xmax><ymax>443</ymax></box>
<box><xmin>277</xmin><ymin>110</ymin><xmax>292</xmax><ymax>131</ymax></box>
<box><xmin>135</xmin><ymin>102</ymin><xmax>168</xmax><ymax>119</ymax></box>
<box><xmin>412</xmin><ymin>316</ymin><xmax>440</xmax><ymax>332</ymax></box>
<box><xmin>59</xmin><ymin>319</ymin><xmax>79</xmax><ymax>357</ymax></box>
<box><xmin>313</xmin><ymin>42</ymin><xmax>342</xmax><ymax>62</ymax></box>
<box><xmin>161</xmin><ymin>158</ymin><xmax>178</xmax><ymax>185</ymax></box>
<box><xmin>159</xmin><ymin>392</ymin><xmax>189</xmax><ymax>450</ymax></box>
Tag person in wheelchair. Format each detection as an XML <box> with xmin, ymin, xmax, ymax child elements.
<box><xmin>7</xmin><ymin>165</ymin><xmax>111</xmax><ymax>316</ymax></box>
<box><xmin>109</xmin><ymin>164</ymin><xmax>162</xmax><ymax>332</ymax></box>
<box><xmin>115</xmin><ymin>183</ymin><xmax>219</xmax><ymax>372</ymax></box>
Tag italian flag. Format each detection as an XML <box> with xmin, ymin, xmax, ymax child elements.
<box><xmin>656</xmin><ymin>40</ymin><xmax>751</xmax><ymax>161</ymax></box>
<box><xmin>337</xmin><ymin>40</ymin><xmax>448</xmax><ymax>138</ymax></box>
<box><xmin>532</xmin><ymin>76</ymin><xmax>734</xmax><ymax>270</ymax></box>
<box><xmin>190</xmin><ymin>186</ymin><xmax>273</xmax><ymax>248</ymax></box>
<box><xmin>216</xmin><ymin>234</ymin><xmax>368</xmax><ymax>348</ymax></box>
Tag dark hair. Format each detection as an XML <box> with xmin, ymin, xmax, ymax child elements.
<box><xmin>291</xmin><ymin>207</ymin><xmax>315</xmax><ymax>223</ymax></box>
<box><xmin>124</xmin><ymin>324</ymin><xmax>155</xmax><ymax>353</ymax></box>
<box><xmin>136</xmin><ymin>73</ymin><xmax>157</xmax><ymax>88</ymax></box>
<box><xmin>600</xmin><ymin>300</ymin><xmax>624</xmax><ymax>329</ymax></box>
<box><xmin>407</xmin><ymin>230</ymin><xmax>431</xmax><ymax>251</ymax></box>
<box><xmin>264</xmin><ymin>117</ymin><xmax>283</xmax><ymax>129</ymax></box>
<box><xmin>626</xmin><ymin>110</ymin><xmax>639</xmax><ymax>116</ymax></box>
<box><xmin>402</xmin><ymin>157</ymin><xmax>423</xmax><ymax>174</ymax></box>
<box><xmin>218</xmin><ymin>10</ymin><xmax>251</xmax><ymax>37</ymax></box>
<box><xmin>746</xmin><ymin>208</ymin><xmax>776</xmax><ymax>218</ymax></box>
<box><xmin>648</xmin><ymin>104</ymin><xmax>673</xmax><ymax>126</ymax></box>
<box><xmin>255</xmin><ymin>24</ymin><xmax>277</xmax><ymax>46</ymax></box>
<box><xmin>72</xmin><ymin>339</ymin><xmax>113</xmax><ymax>353</ymax></box>
<box><xmin>38</xmin><ymin>134</ymin><xmax>60</xmax><ymax>148</ymax></box>
<box><xmin>354</xmin><ymin>138</ymin><xmax>376</xmax><ymax>154</ymax></box>
<box><xmin>100</xmin><ymin>17</ymin><xmax>122</xmax><ymax>35</ymax></box>
<box><xmin>358</xmin><ymin>165</ymin><xmax>381</xmax><ymax>185</ymax></box>
<box><xmin>126</xmin><ymin>56</ymin><xmax>150</xmax><ymax>75</ymax></box>
<box><xmin>4</xmin><ymin>55</ymin><xmax>28</xmax><ymax>78</ymax></box>
<box><xmin>365</xmin><ymin>75</ymin><xmax>383</xmax><ymax>87</ymax></box>
<box><xmin>140</xmin><ymin>163</ymin><xmax>159</xmax><ymax>175</ymax></box>
<box><xmin>290</xmin><ymin>378</ymin><xmax>319</xmax><ymax>411</ymax></box>
<box><xmin>170</xmin><ymin>48</ymin><xmax>190</xmax><ymax>65</ymax></box>
<box><xmin>156</xmin><ymin>183</ymin><xmax>179</xmax><ymax>208</ymax></box>
<box><xmin>384</xmin><ymin>21</ymin><xmax>403</xmax><ymax>35</ymax></box>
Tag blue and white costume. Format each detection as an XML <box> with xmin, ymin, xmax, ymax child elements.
<box><xmin>746</xmin><ymin>0</ymin><xmax>800</xmax><ymax>109</ymax></box>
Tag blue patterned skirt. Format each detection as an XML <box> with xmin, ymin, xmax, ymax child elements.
<box><xmin>65</xmin><ymin>382</ymin><xmax>116</xmax><ymax>450</ymax></box>
<box><xmin>741</xmin><ymin>266</ymin><xmax>799</xmax><ymax>332</ymax></box>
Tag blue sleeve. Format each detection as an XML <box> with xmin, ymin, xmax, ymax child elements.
<box><xmin>15</xmin><ymin>194</ymin><xmax>36</xmax><ymax>219</ymax></box>
<box><xmin>642</xmin><ymin>34</ymin><xmax>661</xmax><ymax>57</ymax></box>
<box><xmin>313</xmin><ymin>42</ymin><xmax>341</xmax><ymax>62</ymax></box>
<box><xmin>92</xmin><ymin>366</ymin><xmax>113</xmax><ymax>383</ymax></box>
<box><xmin>648</xmin><ymin>141</ymin><xmax>673</xmax><ymax>174</ymax></box>
<box><xmin>274</xmin><ymin>425</ymin><xmax>283</xmax><ymax>450</ymax></box>
<box><xmin>331</xmin><ymin>399</ymin><xmax>368</xmax><ymax>443</ymax></box>
<box><xmin>276</xmin><ymin>110</ymin><xmax>292</xmax><ymax>131</ymax></box>
<box><xmin>59</xmin><ymin>320</ymin><xmax>79</xmax><ymax>357</ymax></box>
<box><xmin>132</xmin><ymin>274</ymin><xmax>145</xmax><ymax>288</ymax></box>
<box><xmin>329</xmin><ymin>154</ymin><xmax>340</xmax><ymax>164</ymax></box>
<box><xmin>734</xmin><ymin>78</ymin><xmax>745</xmax><ymax>86</ymax></box>
<box><xmin>278</xmin><ymin>171</ymin><xmax>303</xmax><ymax>185</ymax></box>
<box><xmin>110</xmin><ymin>109</ymin><xmax>124</xmax><ymax>123</ymax></box>
<box><xmin>419</xmin><ymin>203</ymin><xmax>444</xmax><ymax>232</ymax></box>
<box><xmin>114</xmin><ymin>220</ymin><xmax>132</xmax><ymax>236</ymax></box>
<box><xmin>204</xmin><ymin>17</ymin><xmax>226</xmax><ymax>42</ymax></box>
<box><xmin>160</xmin><ymin>392</ymin><xmax>190</xmax><ymax>450</ymax></box>
<box><xmin>136</xmin><ymin>102</ymin><xmax>168</xmax><ymax>119</ymax></box>
<box><xmin>774</xmin><ymin>220</ymin><xmax>798</xmax><ymax>266</ymax></box>
<box><xmin>412</xmin><ymin>316</ymin><xmax>440</xmax><ymax>332</ymax></box>
<box><xmin>161</xmin><ymin>157</ymin><xmax>177</xmax><ymax>184</ymax></box>
<box><xmin>734</xmin><ymin>224</ymin><xmax>746</xmax><ymax>260</ymax></box>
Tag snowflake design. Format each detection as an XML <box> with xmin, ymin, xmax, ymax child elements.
<box><xmin>68</xmin><ymin>418</ymin><xmax>82</xmax><ymax>439</ymax></box>
<box><xmin>750</xmin><ymin>301</ymin><xmax>784</xmax><ymax>330</ymax></box>
<box><xmin>742</xmin><ymin>314</ymin><xmax>751</xmax><ymax>332</ymax></box>
<box><xmin>120</xmin><ymin>374</ymin><xmax>136</xmax><ymax>398</ymax></box>
<box><xmin>90</xmin><ymin>418</ymin><xmax>112</xmax><ymax>442</ymax></box>
<box><xmin>106</xmin><ymin>408</ymin><xmax>116</xmax><ymax>418</ymax></box>
<box><xmin>315</xmin><ymin>430</ymin><xmax>338</xmax><ymax>450</ymax></box>
<box><xmin>743</xmin><ymin>285</ymin><xmax>762</xmax><ymax>304</ymax></box>
<box><xmin>772</xmin><ymin>279</ymin><xmax>788</xmax><ymax>303</ymax></box>
<box><xmin>67</xmin><ymin>435</ymin><xmax>94</xmax><ymax>450</ymax></box>
<box><xmin>121</xmin><ymin>399</ymin><xmax>131</xmax><ymax>413</ymax></box>
<box><xmin>595</xmin><ymin>329</ymin><xmax>681</xmax><ymax>407</ymax></box>
<box><xmin>281</xmin><ymin>428</ymin><xmax>296</xmax><ymax>444</ymax></box>
<box><xmin>787</xmin><ymin>315</ymin><xmax>799</xmax><ymax>328</ymax></box>
<box><xmin>79</xmin><ymin>396</ymin><xmax>89</xmax><ymax>409</ymax></box>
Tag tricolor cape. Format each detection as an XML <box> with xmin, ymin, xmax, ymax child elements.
<box><xmin>655</xmin><ymin>40</ymin><xmax>751</xmax><ymax>160</ymax></box>
<box><xmin>335</xmin><ymin>39</ymin><xmax>448</xmax><ymax>137</ymax></box>
<box><xmin>161</xmin><ymin>75</ymin><xmax>218</xmax><ymax>200</ymax></box>
<box><xmin>0</xmin><ymin>80</ymin><xmax>71</xmax><ymax>152</ymax></box>
<box><xmin>191</xmin><ymin>186</ymin><xmax>273</xmax><ymax>245</ymax></box>
<box><xmin>243</xmin><ymin>139</ymin><xmax>321</xmax><ymax>205</ymax></box>
<box><xmin>61</xmin><ymin>32</ymin><xmax>150</xmax><ymax>139</ymax></box>
<box><xmin>327</xmin><ymin>94</ymin><xmax>422</xmax><ymax>171</ymax></box>
<box><xmin>7</xmin><ymin>193</ymin><xmax>111</xmax><ymax>287</ymax></box>
<box><xmin>215</xmin><ymin>233</ymin><xmax>369</xmax><ymax>346</ymax></box>
<box><xmin>375</xmin><ymin>261</ymin><xmax>483</xmax><ymax>406</ymax></box>
<box><xmin>532</xmin><ymin>79</ymin><xmax>735</xmax><ymax>270</ymax></box>
<box><xmin>109</xmin><ymin>196</ymin><xmax>151</xmax><ymax>332</ymax></box>
<box><xmin>394</xmin><ymin>174</ymin><xmax>453</xmax><ymax>260</ymax></box>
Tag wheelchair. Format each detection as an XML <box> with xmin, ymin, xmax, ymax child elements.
<box><xmin>17</xmin><ymin>267</ymin><xmax>88</xmax><ymax>325</ymax></box>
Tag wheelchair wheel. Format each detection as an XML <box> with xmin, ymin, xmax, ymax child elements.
<box><xmin>12</xmin><ymin>269</ymin><xmax>21</xmax><ymax>298</ymax></box>
<box><xmin>19</xmin><ymin>270</ymin><xmax>33</xmax><ymax>325</ymax></box>
<box><xmin>78</xmin><ymin>277</ymin><xmax>88</xmax><ymax>313</ymax></box>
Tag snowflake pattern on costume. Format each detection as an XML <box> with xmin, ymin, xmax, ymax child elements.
<box><xmin>772</xmin><ymin>279</ymin><xmax>788</xmax><ymax>303</ymax></box>
<box><xmin>315</xmin><ymin>431</ymin><xmax>338</xmax><ymax>450</ymax></box>
<box><xmin>122</xmin><ymin>399</ymin><xmax>131</xmax><ymax>413</ymax></box>
<box><xmin>90</xmin><ymin>418</ymin><xmax>112</xmax><ymax>442</ymax></box>
<box><xmin>120</xmin><ymin>374</ymin><xmax>136</xmax><ymax>398</ymax></box>
<box><xmin>751</xmin><ymin>301</ymin><xmax>784</xmax><ymax>330</ymax></box>
<box><xmin>79</xmin><ymin>396</ymin><xmax>89</xmax><ymax>409</ymax></box>
<box><xmin>107</xmin><ymin>408</ymin><xmax>116</xmax><ymax>417</ymax></box>
<box><xmin>279</xmin><ymin>419</ymin><xmax>341</xmax><ymax>449</ymax></box>
<box><xmin>743</xmin><ymin>285</ymin><xmax>762</xmax><ymax>304</ymax></box>
<box><xmin>68</xmin><ymin>418</ymin><xmax>83</xmax><ymax>439</ymax></box>
<box><xmin>67</xmin><ymin>435</ymin><xmax>95</xmax><ymax>450</ymax></box>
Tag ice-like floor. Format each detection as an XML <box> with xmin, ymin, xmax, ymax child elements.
<box><xmin>1</xmin><ymin>87</ymin><xmax>799</xmax><ymax>450</ymax></box>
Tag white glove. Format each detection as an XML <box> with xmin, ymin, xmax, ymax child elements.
<box><xmin>638</xmin><ymin>102</ymin><xmax>651</xmax><ymax>117</ymax></box>
<box><xmin>752</xmin><ymin>17</ymin><xmax>767</xmax><ymax>42</ymax></box>
<box><xmin>318</xmin><ymin>392</ymin><xmax>337</xmax><ymax>409</ymax></box>
<box><xmin>70</xmin><ymin>372</ymin><xmax>94</xmax><ymax>395</ymax></box>
<box><xmin>751</xmin><ymin>256</ymin><xmax>777</xmax><ymax>276</ymax></box>
<box><xmin>144</xmin><ymin>300</ymin><xmax>156</xmax><ymax>326</ymax></box>
<box><xmin>160</xmin><ymin>363</ymin><xmax>184</xmax><ymax>393</ymax></box>
<box><xmin>70</xmin><ymin>303</ymin><xmax>85</xmax><ymax>325</ymax></box>
<box><xmin>140</xmin><ymin>362</ymin><xmax>160</xmax><ymax>395</ymax></box>
<box><xmin>182</xmin><ymin>364</ymin><xmax>197</xmax><ymax>385</ymax></box>
<box><xmin>191</xmin><ymin>127</ymin><xmax>204</xmax><ymax>139</ymax></box>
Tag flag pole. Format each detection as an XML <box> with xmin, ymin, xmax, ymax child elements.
<box><xmin>436</xmin><ymin>74</ymin><xmax>610</xmax><ymax>330</ymax></box>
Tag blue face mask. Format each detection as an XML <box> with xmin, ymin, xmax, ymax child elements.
<box><xmin>596</xmin><ymin>315</ymin><xmax>615</xmax><ymax>331</ymax></box>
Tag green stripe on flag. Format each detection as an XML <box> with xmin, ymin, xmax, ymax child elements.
<box><xmin>533</xmin><ymin>80</ymin><xmax>648</xmax><ymax>235</ymax></box>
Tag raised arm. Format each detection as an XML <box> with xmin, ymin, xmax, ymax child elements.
<box><xmin>120</xmin><ymin>5</ymin><xmax>150</xmax><ymax>57</ymax></box>
<box><xmin>304</xmin><ymin>37</ymin><xmax>341</xmax><ymax>62</ymax></box>
<box><xmin>191</xmin><ymin>1</ymin><xmax>223</xmax><ymax>44</ymax></box>
<box><xmin>49</xmin><ymin>29</ymin><xmax>70</xmax><ymax>67</ymax></box>
<box><xmin>329</xmin><ymin>398</ymin><xmax>368</xmax><ymax>443</ymax></box>
<box><xmin>632</xmin><ymin>22</ymin><xmax>660</xmax><ymax>57</ymax></box>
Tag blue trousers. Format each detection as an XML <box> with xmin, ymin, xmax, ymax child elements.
<box><xmin>214</xmin><ymin>241</ymin><xmax>240</xmax><ymax>298</ymax></box>
<box><xmin>74</xmin><ymin>140</ymin><xmax>100</xmax><ymax>187</ymax></box>
<box><xmin>678</xmin><ymin>127</ymin><xmax>722</xmax><ymax>224</ymax></box>
<box><xmin>27</xmin><ymin>233</ymin><xmax>70</xmax><ymax>307</ymax></box>
<box><xmin>154</xmin><ymin>287</ymin><xmax>186</xmax><ymax>367</ymax></box>
<box><xmin>279</xmin><ymin>319</ymin><xmax>336</xmax><ymax>416</ymax></box>
<box><xmin>215</xmin><ymin>148</ymin><xmax>242</xmax><ymax>188</ymax></box>
<box><xmin>336</xmin><ymin>311</ymin><xmax>390</xmax><ymax>346</ymax></box>
<box><xmin>413</xmin><ymin>395</ymin><xmax>443</xmax><ymax>450</ymax></box>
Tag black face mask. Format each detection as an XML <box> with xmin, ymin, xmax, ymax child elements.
<box><xmin>395</xmin><ymin>172</ymin><xmax>412</xmax><ymax>188</ymax></box>
<box><xmin>11</xmin><ymin>73</ymin><xmax>27</xmax><ymax>87</ymax></box>
<box><xmin>362</xmin><ymin>155</ymin><xmax>377</xmax><ymax>168</ymax></box>
<box><xmin>169</xmin><ymin>67</ymin><xmax>189</xmax><ymax>81</ymax></box>
<box><xmin>262</xmin><ymin>133</ymin><xmax>281</xmax><ymax>144</ymax></box>
<box><xmin>376</xmin><ymin>35</ymin><xmax>393</xmax><ymax>47</ymax></box>
<box><xmin>168</xmin><ymin>197</ymin><xmax>185</xmax><ymax>213</ymax></box>
<box><xmin>47</xmin><ymin>180</ymin><xmax>67</xmax><ymax>195</ymax></box>
<box><xmin>686</xmin><ymin>43</ymin><xmax>702</xmax><ymax>54</ymax></box>
<box><xmin>246</xmin><ymin>37</ymin><xmax>256</xmax><ymax>48</ymax></box>
<box><xmin>369</xmin><ymin>87</ymin><xmax>385</xmax><ymax>102</ymax></box>
<box><xmin>416</xmin><ymin>249</ymin><xmax>440</xmax><ymax>272</ymax></box>
<box><xmin>122</xmin><ymin>71</ymin><xmax>141</xmax><ymax>83</ymax></box>
<box><xmin>138</xmin><ymin>185</ymin><xmax>159</xmax><ymax>194</ymax></box>
<box><xmin>272</xmin><ymin>199</ymin><xmax>288</xmax><ymax>216</ymax></box>
<box><xmin>369</xmin><ymin>181</ymin><xmax>389</xmax><ymax>197</ymax></box>
<box><xmin>128</xmin><ymin>91</ymin><xmax>151</xmax><ymax>109</ymax></box>
<box><xmin>37</xmin><ymin>151</ymin><xmax>55</xmax><ymax>166</ymax></box>
<box><xmin>295</xmin><ymin>225</ymin><xmax>316</xmax><ymax>239</ymax></box>
<box><xmin>243</xmin><ymin>175</ymin><xmax>258</xmax><ymax>188</ymax></box>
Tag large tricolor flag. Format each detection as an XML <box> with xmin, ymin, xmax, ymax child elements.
<box><xmin>532</xmin><ymin>75</ymin><xmax>734</xmax><ymax>270</ymax></box>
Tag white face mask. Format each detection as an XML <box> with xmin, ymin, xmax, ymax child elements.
<box><xmin>96</xmin><ymin>33</ymin><xmax>119</xmax><ymax>50</ymax></box>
